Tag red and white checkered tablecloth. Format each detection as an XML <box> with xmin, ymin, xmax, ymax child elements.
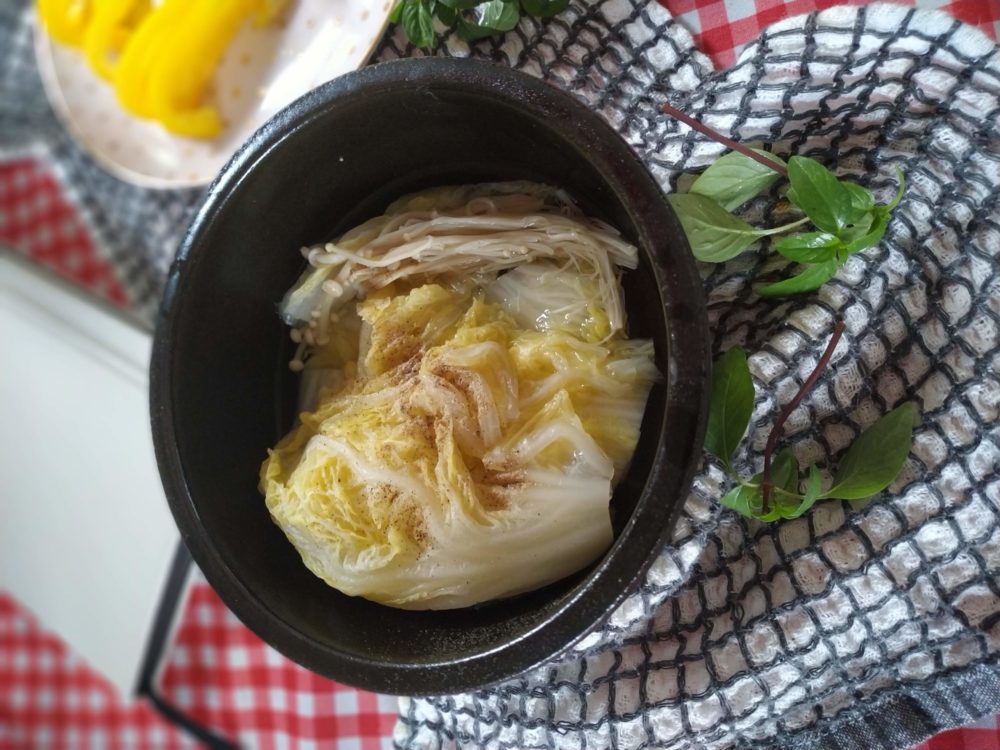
<box><xmin>665</xmin><ymin>0</ymin><xmax>1000</xmax><ymax>67</ymax></box>
<box><xmin>3</xmin><ymin>1</ymin><xmax>1000</xmax><ymax>748</ymax></box>
<box><xmin>157</xmin><ymin>584</ymin><xmax>398</xmax><ymax>749</ymax></box>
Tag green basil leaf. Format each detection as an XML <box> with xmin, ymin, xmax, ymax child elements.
<box><xmin>787</xmin><ymin>156</ymin><xmax>857</xmax><ymax>234</ymax></box>
<box><xmin>477</xmin><ymin>0</ymin><xmax>520</xmax><ymax>30</ymax></box>
<box><xmin>456</xmin><ymin>16</ymin><xmax>497</xmax><ymax>39</ymax></box>
<box><xmin>402</xmin><ymin>0</ymin><xmax>435</xmax><ymax>46</ymax></box>
<box><xmin>705</xmin><ymin>348</ymin><xmax>755</xmax><ymax>467</ymax></box>
<box><xmin>689</xmin><ymin>149</ymin><xmax>785</xmax><ymax>211</ymax></box>
<box><xmin>823</xmin><ymin>402</ymin><xmax>916</xmax><ymax>500</ymax></box>
<box><xmin>757</xmin><ymin>506</ymin><xmax>785</xmax><ymax>522</ymax></box>
<box><xmin>787</xmin><ymin>464</ymin><xmax>823</xmax><ymax>518</ymax></box>
<box><xmin>669</xmin><ymin>193</ymin><xmax>764</xmax><ymax>262</ymax></box>
<box><xmin>842</xmin><ymin>211</ymin><xmax>889</xmax><ymax>254</ymax></box>
<box><xmin>773</xmin><ymin>449</ymin><xmax>799</xmax><ymax>493</ymax></box>
<box><xmin>438</xmin><ymin>0</ymin><xmax>484</xmax><ymax>7</ymax></box>
<box><xmin>774</xmin><ymin>232</ymin><xmax>841</xmax><ymax>264</ymax></box>
<box><xmin>436</xmin><ymin>4</ymin><xmax>458</xmax><ymax>24</ymax></box>
<box><xmin>837</xmin><ymin>211</ymin><xmax>875</xmax><ymax>244</ymax></box>
<box><xmin>757</xmin><ymin>259</ymin><xmax>838</xmax><ymax>297</ymax></box>
<box><xmin>389</xmin><ymin>0</ymin><xmax>405</xmax><ymax>22</ymax></box>
<box><xmin>520</xmin><ymin>0</ymin><xmax>569</xmax><ymax>15</ymax></box>
<box><xmin>756</xmin><ymin>450</ymin><xmax>800</xmax><ymax>521</ymax></box>
<box><xmin>843</xmin><ymin>182</ymin><xmax>875</xmax><ymax>215</ymax></box>
<box><xmin>720</xmin><ymin>484</ymin><xmax>759</xmax><ymax>519</ymax></box>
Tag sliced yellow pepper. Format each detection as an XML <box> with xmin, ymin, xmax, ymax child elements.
<box><xmin>37</xmin><ymin>0</ymin><xmax>92</xmax><ymax>46</ymax></box>
<box><xmin>83</xmin><ymin>0</ymin><xmax>150</xmax><ymax>81</ymax></box>
<box><xmin>145</xmin><ymin>0</ymin><xmax>264</xmax><ymax>138</ymax></box>
<box><xmin>40</xmin><ymin>0</ymin><xmax>290</xmax><ymax>140</ymax></box>
<box><xmin>112</xmin><ymin>0</ymin><xmax>193</xmax><ymax>117</ymax></box>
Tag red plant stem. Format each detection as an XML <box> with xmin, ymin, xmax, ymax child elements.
<box><xmin>661</xmin><ymin>103</ymin><xmax>788</xmax><ymax>177</ymax></box>
<box><xmin>761</xmin><ymin>320</ymin><xmax>846</xmax><ymax>512</ymax></box>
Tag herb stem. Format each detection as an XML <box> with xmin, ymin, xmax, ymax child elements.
<box><xmin>735</xmin><ymin>478</ymin><xmax>804</xmax><ymax>501</ymax></box>
<box><xmin>661</xmin><ymin>103</ymin><xmax>788</xmax><ymax>178</ymax></box>
<box><xmin>757</xmin><ymin>217</ymin><xmax>810</xmax><ymax>236</ymax></box>
<box><xmin>761</xmin><ymin>320</ymin><xmax>846</xmax><ymax>512</ymax></box>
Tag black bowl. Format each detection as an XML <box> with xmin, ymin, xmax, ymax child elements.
<box><xmin>151</xmin><ymin>58</ymin><xmax>709</xmax><ymax>696</ymax></box>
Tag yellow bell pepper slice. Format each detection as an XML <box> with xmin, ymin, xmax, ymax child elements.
<box><xmin>144</xmin><ymin>0</ymin><xmax>266</xmax><ymax>139</ymax></box>
<box><xmin>44</xmin><ymin>0</ymin><xmax>289</xmax><ymax>140</ymax></box>
<box><xmin>37</xmin><ymin>0</ymin><xmax>92</xmax><ymax>47</ymax></box>
<box><xmin>82</xmin><ymin>0</ymin><xmax>150</xmax><ymax>81</ymax></box>
<box><xmin>113</xmin><ymin>0</ymin><xmax>193</xmax><ymax>117</ymax></box>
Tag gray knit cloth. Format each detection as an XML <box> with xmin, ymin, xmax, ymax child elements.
<box><xmin>3</xmin><ymin>2</ymin><xmax>999</xmax><ymax>749</ymax></box>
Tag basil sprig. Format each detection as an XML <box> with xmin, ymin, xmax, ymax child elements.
<box><xmin>708</xmin><ymin>323</ymin><xmax>916</xmax><ymax>522</ymax></box>
<box><xmin>663</xmin><ymin>105</ymin><xmax>905</xmax><ymax>297</ymax></box>
<box><xmin>389</xmin><ymin>0</ymin><xmax>568</xmax><ymax>46</ymax></box>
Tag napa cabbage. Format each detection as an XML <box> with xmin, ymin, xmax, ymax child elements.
<box><xmin>263</xmin><ymin>183</ymin><xmax>657</xmax><ymax>610</ymax></box>
<box><xmin>262</xmin><ymin>277</ymin><xmax>657</xmax><ymax>609</ymax></box>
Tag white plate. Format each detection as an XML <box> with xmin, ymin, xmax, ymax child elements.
<box><xmin>34</xmin><ymin>1</ymin><xmax>392</xmax><ymax>189</ymax></box>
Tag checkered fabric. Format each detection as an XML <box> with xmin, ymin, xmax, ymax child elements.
<box><xmin>668</xmin><ymin>0</ymin><xmax>1000</xmax><ymax>68</ymax></box>
<box><xmin>3</xmin><ymin>582</ymin><xmax>996</xmax><ymax>750</ymax></box>
<box><xmin>2</xmin><ymin>2</ymin><xmax>1000</xmax><ymax>750</ymax></box>
<box><xmin>0</xmin><ymin>594</ymin><xmax>194</xmax><ymax>749</ymax></box>
<box><xmin>0</xmin><ymin>158</ymin><xmax>127</xmax><ymax>306</ymax></box>
<box><xmin>157</xmin><ymin>582</ymin><xmax>398</xmax><ymax>750</ymax></box>
<box><xmin>0</xmin><ymin>581</ymin><xmax>399</xmax><ymax>750</ymax></box>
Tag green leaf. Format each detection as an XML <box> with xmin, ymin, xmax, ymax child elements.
<box><xmin>721</xmin><ymin>455</ymin><xmax>822</xmax><ymax>523</ymax></box>
<box><xmin>843</xmin><ymin>182</ymin><xmax>875</xmax><ymax>215</ymax></box>
<box><xmin>401</xmin><ymin>0</ymin><xmax>435</xmax><ymax>46</ymax></box>
<box><xmin>842</xmin><ymin>211</ymin><xmax>889</xmax><ymax>254</ymax></box>
<box><xmin>757</xmin><ymin>259</ymin><xmax>838</xmax><ymax>297</ymax></box>
<box><xmin>436</xmin><ymin>4</ymin><xmax>458</xmax><ymax>24</ymax></box>
<box><xmin>720</xmin><ymin>484</ymin><xmax>759</xmax><ymax>519</ymax></box>
<box><xmin>787</xmin><ymin>156</ymin><xmax>859</xmax><ymax>234</ymax></box>
<box><xmin>520</xmin><ymin>0</ymin><xmax>569</xmax><ymax>15</ymax></box>
<box><xmin>690</xmin><ymin>149</ymin><xmax>785</xmax><ymax>211</ymax></box>
<box><xmin>768</xmin><ymin>449</ymin><xmax>799</xmax><ymax>496</ymax></box>
<box><xmin>837</xmin><ymin>211</ymin><xmax>875</xmax><ymax>245</ymax></box>
<box><xmin>705</xmin><ymin>348</ymin><xmax>755</xmax><ymax>467</ymax></box>
<box><xmin>476</xmin><ymin>0</ymin><xmax>520</xmax><ymax>30</ymax></box>
<box><xmin>788</xmin><ymin>464</ymin><xmax>823</xmax><ymax>518</ymax></box>
<box><xmin>757</xmin><ymin>506</ymin><xmax>785</xmax><ymax>522</ymax></box>
<box><xmin>456</xmin><ymin>17</ymin><xmax>497</xmax><ymax>39</ymax></box>
<box><xmin>774</xmin><ymin>232</ymin><xmax>841</xmax><ymax>264</ymax></box>
<box><xmin>756</xmin><ymin>450</ymin><xmax>800</xmax><ymax>521</ymax></box>
<box><xmin>822</xmin><ymin>402</ymin><xmax>917</xmax><ymax>500</ymax></box>
<box><xmin>669</xmin><ymin>193</ymin><xmax>764</xmax><ymax>262</ymax></box>
<box><xmin>438</xmin><ymin>0</ymin><xmax>483</xmax><ymax>7</ymax></box>
<box><xmin>388</xmin><ymin>0</ymin><xmax>405</xmax><ymax>22</ymax></box>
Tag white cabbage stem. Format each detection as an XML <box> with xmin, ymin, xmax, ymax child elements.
<box><xmin>280</xmin><ymin>182</ymin><xmax>639</xmax><ymax>339</ymax></box>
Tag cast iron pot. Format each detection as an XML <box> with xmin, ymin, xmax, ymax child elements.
<box><xmin>151</xmin><ymin>57</ymin><xmax>710</xmax><ymax>696</ymax></box>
